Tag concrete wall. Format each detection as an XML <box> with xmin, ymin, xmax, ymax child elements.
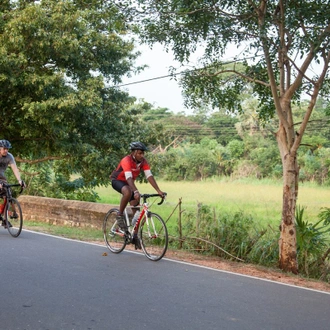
<box><xmin>18</xmin><ymin>195</ymin><xmax>121</xmax><ymax>229</ymax></box>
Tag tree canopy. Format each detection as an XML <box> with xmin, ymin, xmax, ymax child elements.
<box><xmin>0</xmin><ymin>0</ymin><xmax>151</xmax><ymax>191</ymax></box>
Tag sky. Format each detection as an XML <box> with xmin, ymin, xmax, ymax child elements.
<box><xmin>119</xmin><ymin>39</ymin><xmax>324</xmax><ymax>116</ymax></box>
<box><xmin>120</xmin><ymin>43</ymin><xmax>196</xmax><ymax>114</ymax></box>
<box><xmin>120</xmin><ymin>42</ymin><xmax>247</xmax><ymax>115</ymax></box>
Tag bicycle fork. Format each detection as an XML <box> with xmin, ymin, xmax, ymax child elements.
<box><xmin>141</xmin><ymin>211</ymin><xmax>159</xmax><ymax>239</ymax></box>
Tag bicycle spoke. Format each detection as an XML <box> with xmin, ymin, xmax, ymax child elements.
<box><xmin>140</xmin><ymin>212</ymin><xmax>168</xmax><ymax>261</ymax></box>
<box><xmin>5</xmin><ymin>198</ymin><xmax>23</xmax><ymax>238</ymax></box>
<box><xmin>103</xmin><ymin>209</ymin><xmax>126</xmax><ymax>253</ymax></box>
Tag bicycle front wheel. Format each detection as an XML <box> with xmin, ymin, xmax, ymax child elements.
<box><xmin>103</xmin><ymin>208</ymin><xmax>126</xmax><ymax>253</ymax></box>
<box><xmin>5</xmin><ymin>198</ymin><xmax>23</xmax><ymax>238</ymax></box>
<box><xmin>139</xmin><ymin>212</ymin><xmax>168</xmax><ymax>261</ymax></box>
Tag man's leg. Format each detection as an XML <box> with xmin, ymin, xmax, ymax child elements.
<box><xmin>119</xmin><ymin>185</ymin><xmax>133</xmax><ymax>214</ymax></box>
<box><xmin>116</xmin><ymin>184</ymin><xmax>134</xmax><ymax>231</ymax></box>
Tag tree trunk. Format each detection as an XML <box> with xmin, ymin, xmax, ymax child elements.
<box><xmin>277</xmin><ymin>126</ymin><xmax>299</xmax><ymax>274</ymax></box>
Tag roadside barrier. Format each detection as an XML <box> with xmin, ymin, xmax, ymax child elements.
<box><xmin>17</xmin><ymin>195</ymin><xmax>123</xmax><ymax>228</ymax></box>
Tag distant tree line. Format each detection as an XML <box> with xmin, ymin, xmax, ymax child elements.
<box><xmin>143</xmin><ymin>97</ymin><xmax>330</xmax><ymax>185</ymax></box>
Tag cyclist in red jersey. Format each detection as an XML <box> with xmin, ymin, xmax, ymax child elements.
<box><xmin>110</xmin><ymin>141</ymin><xmax>165</xmax><ymax>232</ymax></box>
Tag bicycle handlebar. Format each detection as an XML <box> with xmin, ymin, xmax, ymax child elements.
<box><xmin>0</xmin><ymin>182</ymin><xmax>24</xmax><ymax>194</ymax></box>
<box><xmin>140</xmin><ymin>193</ymin><xmax>167</xmax><ymax>205</ymax></box>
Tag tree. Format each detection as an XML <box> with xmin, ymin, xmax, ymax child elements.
<box><xmin>125</xmin><ymin>0</ymin><xmax>330</xmax><ymax>273</ymax></box>
<box><xmin>0</xmin><ymin>0</ymin><xmax>150</xmax><ymax>193</ymax></box>
<box><xmin>142</xmin><ymin>106</ymin><xmax>212</xmax><ymax>144</ymax></box>
<box><xmin>206</xmin><ymin>111</ymin><xmax>240</xmax><ymax>146</ymax></box>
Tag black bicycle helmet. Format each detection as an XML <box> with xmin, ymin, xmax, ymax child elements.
<box><xmin>0</xmin><ymin>139</ymin><xmax>12</xmax><ymax>149</ymax></box>
<box><xmin>129</xmin><ymin>141</ymin><xmax>148</xmax><ymax>151</ymax></box>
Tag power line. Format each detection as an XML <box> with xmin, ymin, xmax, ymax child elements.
<box><xmin>116</xmin><ymin>72</ymin><xmax>181</xmax><ymax>87</ymax></box>
<box><xmin>115</xmin><ymin>55</ymin><xmax>259</xmax><ymax>88</ymax></box>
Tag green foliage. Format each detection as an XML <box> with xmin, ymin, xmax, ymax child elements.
<box><xmin>303</xmin><ymin>152</ymin><xmax>322</xmax><ymax>181</ymax></box>
<box><xmin>179</xmin><ymin>203</ymin><xmax>268</xmax><ymax>261</ymax></box>
<box><xmin>244</xmin><ymin>134</ymin><xmax>281</xmax><ymax>178</ymax></box>
<box><xmin>295</xmin><ymin>205</ymin><xmax>330</xmax><ymax>280</ymax></box>
<box><xmin>158</xmin><ymin>138</ymin><xmax>232</xmax><ymax>181</ymax></box>
<box><xmin>226</xmin><ymin>140</ymin><xmax>244</xmax><ymax>159</ymax></box>
<box><xmin>20</xmin><ymin>162</ymin><xmax>99</xmax><ymax>201</ymax></box>
<box><xmin>0</xmin><ymin>0</ymin><xmax>162</xmax><ymax>196</ymax></box>
<box><xmin>205</xmin><ymin>111</ymin><xmax>240</xmax><ymax>146</ymax></box>
<box><xmin>297</xmin><ymin>147</ymin><xmax>330</xmax><ymax>184</ymax></box>
<box><xmin>139</xmin><ymin>97</ymin><xmax>330</xmax><ymax>185</ymax></box>
<box><xmin>175</xmin><ymin>202</ymin><xmax>280</xmax><ymax>269</ymax></box>
<box><xmin>151</xmin><ymin>125</ymin><xmax>284</xmax><ymax>182</ymax></box>
<box><xmin>245</xmin><ymin>229</ymin><xmax>279</xmax><ymax>267</ymax></box>
<box><xmin>170</xmin><ymin>201</ymin><xmax>330</xmax><ymax>280</ymax></box>
<box><xmin>180</xmin><ymin>63</ymin><xmax>247</xmax><ymax>113</ymax></box>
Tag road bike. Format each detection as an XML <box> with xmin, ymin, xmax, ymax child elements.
<box><xmin>103</xmin><ymin>193</ymin><xmax>168</xmax><ymax>261</ymax></box>
<box><xmin>0</xmin><ymin>182</ymin><xmax>24</xmax><ymax>237</ymax></box>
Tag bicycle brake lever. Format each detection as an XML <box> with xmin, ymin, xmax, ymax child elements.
<box><xmin>157</xmin><ymin>193</ymin><xmax>167</xmax><ymax>205</ymax></box>
<box><xmin>19</xmin><ymin>185</ymin><xmax>25</xmax><ymax>194</ymax></box>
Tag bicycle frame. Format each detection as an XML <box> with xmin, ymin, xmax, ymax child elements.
<box><xmin>124</xmin><ymin>193</ymin><xmax>165</xmax><ymax>236</ymax></box>
<box><xmin>134</xmin><ymin>205</ymin><xmax>159</xmax><ymax>239</ymax></box>
<box><xmin>125</xmin><ymin>202</ymin><xmax>148</xmax><ymax>234</ymax></box>
<box><xmin>108</xmin><ymin>200</ymin><xmax>149</xmax><ymax>238</ymax></box>
<box><xmin>0</xmin><ymin>197</ymin><xmax>8</xmax><ymax>214</ymax></box>
<box><xmin>0</xmin><ymin>183</ymin><xmax>22</xmax><ymax>213</ymax></box>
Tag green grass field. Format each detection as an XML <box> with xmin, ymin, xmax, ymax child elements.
<box><xmin>23</xmin><ymin>179</ymin><xmax>330</xmax><ymax>243</ymax></box>
<box><xmin>96</xmin><ymin>179</ymin><xmax>330</xmax><ymax>229</ymax></box>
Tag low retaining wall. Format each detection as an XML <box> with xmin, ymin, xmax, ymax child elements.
<box><xmin>17</xmin><ymin>195</ymin><xmax>123</xmax><ymax>229</ymax></box>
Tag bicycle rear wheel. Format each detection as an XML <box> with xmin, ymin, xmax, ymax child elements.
<box><xmin>139</xmin><ymin>212</ymin><xmax>168</xmax><ymax>261</ymax></box>
<box><xmin>103</xmin><ymin>208</ymin><xmax>126</xmax><ymax>253</ymax></box>
<box><xmin>5</xmin><ymin>198</ymin><xmax>23</xmax><ymax>238</ymax></box>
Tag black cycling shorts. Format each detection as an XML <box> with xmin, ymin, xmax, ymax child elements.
<box><xmin>111</xmin><ymin>180</ymin><xmax>135</xmax><ymax>201</ymax></box>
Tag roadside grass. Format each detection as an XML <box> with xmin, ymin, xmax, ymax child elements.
<box><xmin>23</xmin><ymin>221</ymin><xmax>104</xmax><ymax>242</ymax></box>
<box><xmin>97</xmin><ymin>179</ymin><xmax>330</xmax><ymax>227</ymax></box>
<box><xmin>23</xmin><ymin>179</ymin><xmax>330</xmax><ymax>243</ymax></box>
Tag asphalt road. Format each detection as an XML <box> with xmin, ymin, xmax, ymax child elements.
<box><xmin>0</xmin><ymin>229</ymin><xmax>329</xmax><ymax>330</ymax></box>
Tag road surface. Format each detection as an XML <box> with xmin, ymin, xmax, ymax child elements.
<box><xmin>1</xmin><ymin>230</ymin><xmax>329</xmax><ymax>330</ymax></box>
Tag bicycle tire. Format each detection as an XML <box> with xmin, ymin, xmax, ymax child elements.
<box><xmin>139</xmin><ymin>212</ymin><xmax>168</xmax><ymax>261</ymax></box>
<box><xmin>5</xmin><ymin>198</ymin><xmax>23</xmax><ymax>238</ymax></box>
<box><xmin>103</xmin><ymin>208</ymin><xmax>126</xmax><ymax>253</ymax></box>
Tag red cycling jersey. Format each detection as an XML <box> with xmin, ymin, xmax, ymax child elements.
<box><xmin>110</xmin><ymin>155</ymin><xmax>151</xmax><ymax>182</ymax></box>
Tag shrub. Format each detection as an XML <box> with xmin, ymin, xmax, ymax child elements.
<box><xmin>179</xmin><ymin>203</ymin><xmax>268</xmax><ymax>261</ymax></box>
<box><xmin>295</xmin><ymin>205</ymin><xmax>330</xmax><ymax>280</ymax></box>
<box><xmin>171</xmin><ymin>200</ymin><xmax>330</xmax><ymax>282</ymax></box>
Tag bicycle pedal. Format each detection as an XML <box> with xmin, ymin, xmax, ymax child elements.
<box><xmin>132</xmin><ymin>236</ymin><xmax>142</xmax><ymax>250</ymax></box>
<box><xmin>124</xmin><ymin>233</ymin><xmax>131</xmax><ymax>243</ymax></box>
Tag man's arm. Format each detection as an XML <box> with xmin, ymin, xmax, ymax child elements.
<box><xmin>126</xmin><ymin>177</ymin><xmax>139</xmax><ymax>193</ymax></box>
<box><xmin>9</xmin><ymin>163</ymin><xmax>26</xmax><ymax>187</ymax></box>
<box><xmin>147</xmin><ymin>175</ymin><xmax>165</xmax><ymax>196</ymax></box>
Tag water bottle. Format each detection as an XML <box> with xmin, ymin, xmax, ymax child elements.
<box><xmin>132</xmin><ymin>211</ymin><xmax>140</xmax><ymax>226</ymax></box>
